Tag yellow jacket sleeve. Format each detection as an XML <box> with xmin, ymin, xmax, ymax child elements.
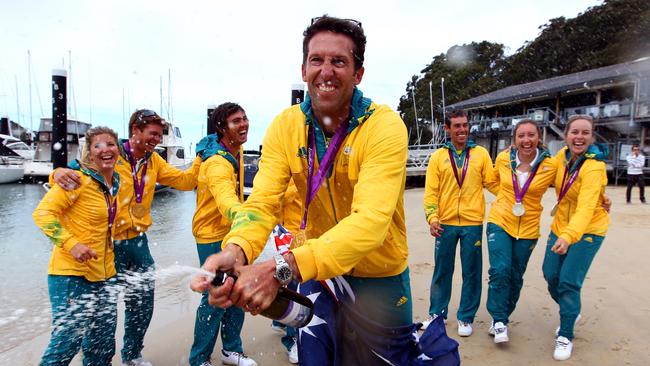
<box><xmin>223</xmin><ymin>116</ymin><xmax>293</xmax><ymax>263</ymax></box>
<box><xmin>204</xmin><ymin>156</ymin><xmax>242</xmax><ymax>223</ymax></box>
<box><xmin>154</xmin><ymin>153</ymin><xmax>201</xmax><ymax>190</ymax></box>
<box><xmin>423</xmin><ymin>150</ymin><xmax>442</xmax><ymax>224</ymax></box>
<box><xmin>559</xmin><ymin>161</ymin><xmax>607</xmax><ymax>244</ymax></box>
<box><xmin>281</xmin><ymin>180</ymin><xmax>302</xmax><ymax>234</ymax></box>
<box><xmin>33</xmin><ymin>174</ymin><xmax>83</xmax><ymax>252</ymax></box>
<box><xmin>482</xmin><ymin>149</ymin><xmax>499</xmax><ymax>195</ymax></box>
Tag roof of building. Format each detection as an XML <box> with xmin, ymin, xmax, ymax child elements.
<box><xmin>448</xmin><ymin>57</ymin><xmax>650</xmax><ymax>111</ymax></box>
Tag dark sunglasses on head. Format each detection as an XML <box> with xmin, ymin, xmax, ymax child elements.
<box><xmin>310</xmin><ymin>16</ymin><xmax>362</xmax><ymax>29</ymax></box>
<box><xmin>139</xmin><ymin>109</ymin><xmax>158</xmax><ymax>118</ymax></box>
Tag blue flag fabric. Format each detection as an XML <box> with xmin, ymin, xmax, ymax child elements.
<box><xmin>297</xmin><ymin>277</ymin><xmax>460</xmax><ymax>366</ymax></box>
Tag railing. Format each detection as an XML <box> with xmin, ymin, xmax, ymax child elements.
<box><xmin>469</xmin><ymin>113</ymin><xmax>535</xmax><ymax>135</ymax></box>
<box><xmin>468</xmin><ymin>99</ymin><xmax>650</xmax><ymax>136</ymax></box>
<box><xmin>406</xmin><ymin>143</ymin><xmax>441</xmax><ymax>176</ymax></box>
<box><xmin>563</xmin><ymin>101</ymin><xmax>634</xmax><ymax>120</ymax></box>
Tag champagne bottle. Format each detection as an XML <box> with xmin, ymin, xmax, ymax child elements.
<box><xmin>212</xmin><ymin>271</ymin><xmax>314</xmax><ymax>328</ymax></box>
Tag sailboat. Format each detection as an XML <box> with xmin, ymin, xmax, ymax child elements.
<box><xmin>0</xmin><ymin>135</ymin><xmax>25</xmax><ymax>184</ymax></box>
<box><xmin>153</xmin><ymin>70</ymin><xmax>192</xmax><ymax>192</ymax></box>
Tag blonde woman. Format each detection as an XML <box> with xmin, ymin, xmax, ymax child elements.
<box><xmin>485</xmin><ymin>119</ymin><xmax>556</xmax><ymax>343</ymax></box>
<box><xmin>33</xmin><ymin>126</ymin><xmax>120</xmax><ymax>365</ymax></box>
<box><xmin>543</xmin><ymin>115</ymin><xmax>609</xmax><ymax>361</ymax></box>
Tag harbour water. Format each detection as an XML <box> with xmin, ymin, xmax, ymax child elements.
<box><xmin>0</xmin><ymin>183</ymin><xmax>274</xmax><ymax>357</ymax></box>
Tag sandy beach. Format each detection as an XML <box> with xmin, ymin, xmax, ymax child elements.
<box><xmin>3</xmin><ymin>185</ymin><xmax>649</xmax><ymax>366</ymax></box>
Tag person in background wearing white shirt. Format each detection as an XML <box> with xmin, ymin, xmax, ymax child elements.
<box><xmin>626</xmin><ymin>144</ymin><xmax>646</xmax><ymax>204</ymax></box>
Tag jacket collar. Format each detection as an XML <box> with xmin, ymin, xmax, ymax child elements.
<box><xmin>195</xmin><ymin>134</ymin><xmax>239</xmax><ymax>171</ymax></box>
<box><xmin>443</xmin><ymin>140</ymin><xmax>477</xmax><ymax>151</ymax></box>
<box><xmin>68</xmin><ymin>159</ymin><xmax>120</xmax><ymax>196</ymax></box>
<box><xmin>119</xmin><ymin>139</ymin><xmax>152</xmax><ymax>162</ymax></box>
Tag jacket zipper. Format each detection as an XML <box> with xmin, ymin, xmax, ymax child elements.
<box><xmin>516</xmin><ymin>215</ymin><xmax>522</xmax><ymax>240</ymax></box>
<box><xmin>457</xmin><ymin>190</ymin><xmax>461</xmax><ymax>225</ymax></box>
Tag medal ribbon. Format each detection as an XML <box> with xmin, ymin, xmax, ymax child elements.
<box><xmin>448</xmin><ymin>148</ymin><xmax>470</xmax><ymax>189</ymax></box>
<box><xmin>103</xmin><ymin>190</ymin><xmax>117</xmax><ymax>229</ymax></box>
<box><xmin>511</xmin><ymin>151</ymin><xmax>542</xmax><ymax>204</ymax></box>
<box><xmin>123</xmin><ymin>140</ymin><xmax>148</xmax><ymax>203</ymax></box>
<box><xmin>556</xmin><ymin>159</ymin><xmax>585</xmax><ymax>206</ymax></box>
<box><xmin>299</xmin><ymin>118</ymin><xmax>350</xmax><ymax>231</ymax></box>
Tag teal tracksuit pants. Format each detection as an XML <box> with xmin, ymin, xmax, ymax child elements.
<box><xmin>189</xmin><ymin>241</ymin><xmax>245</xmax><ymax>366</ymax></box>
<box><xmin>429</xmin><ymin>224</ymin><xmax>483</xmax><ymax>323</ymax></box>
<box><xmin>486</xmin><ymin>223</ymin><xmax>538</xmax><ymax>324</ymax></box>
<box><xmin>114</xmin><ymin>234</ymin><xmax>155</xmax><ymax>363</ymax></box>
<box><xmin>543</xmin><ymin>232</ymin><xmax>603</xmax><ymax>340</ymax></box>
<box><xmin>41</xmin><ymin>275</ymin><xmax>117</xmax><ymax>366</ymax></box>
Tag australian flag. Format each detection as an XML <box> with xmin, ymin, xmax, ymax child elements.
<box><xmin>270</xmin><ymin>226</ymin><xmax>460</xmax><ymax>366</ymax></box>
<box><xmin>272</xmin><ymin>224</ymin><xmax>294</xmax><ymax>255</ymax></box>
<box><xmin>296</xmin><ymin>278</ymin><xmax>459</xmax><ymax>365</ymax></box>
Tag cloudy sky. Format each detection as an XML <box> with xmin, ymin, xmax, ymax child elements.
<box><xmin>1</xmin><ymin>0</ymin><xmax>600</xmax><ymax>151</ymax></box>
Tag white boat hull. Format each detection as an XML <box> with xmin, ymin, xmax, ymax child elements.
<box><xmin>0</xmin><ymin>165</ymin><xmax>25</xmax><ymax>184</ymax></box>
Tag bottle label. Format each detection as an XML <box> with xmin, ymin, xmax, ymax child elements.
<box><xmin>276</xmin><ymin>300</ymin><xmax>312</xmax><ymax>328</ymax></box>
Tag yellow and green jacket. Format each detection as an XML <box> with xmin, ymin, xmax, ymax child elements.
<box><xmin>34</xmin><ymin>165</ymin><xmax>120</xmax><ymax>282</ymax></box>
<box><xmin>280</xmin><ymin>179</ymin><xmax>302</xmax><ymax>235</ymax></box>
<box><xmin>50</xmin><ymin>142</ymin><xmax>201</xmax><ymax>240</ymax></box>
<box><xmin>551</xmin><ymin>145</ymin><xmax>609</xmax><ymax>244</ymax></box>
<box><xmin>487</xmin><ymin>147</ymin><xmax>556</xmax><ymax>239</ymax></box>
<box><xmin>192</xmin><ymin>135</ymin><xmax>244</xmax><ymax>243</ymax></box>
<box><xmin>424</xmin><ymin>141</ymin><xmax>497</xmax><ymax>226</ymax></box>
<box><xmin>223</xmin><ymin>88</ymin><xmax>409</xmax><ymax>281</ymax></box>
<box><xmin>100</xmin><ymin>141</ymin><xmax>200</xmax><ymax>240</ymax></box>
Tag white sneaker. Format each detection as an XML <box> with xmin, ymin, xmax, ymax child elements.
<box><xmin>493</xmin><ymin>322</ymin><xmax>509</xmax><ymax>343</ymax></box>
<box><xmin>122</xmin><ymin>358</ymin><xmax>153</xmax><ymax>366</ymax></box>
<box><xmin>420</xmin><ymin>314</ymin><xmax>446</xmax><ymax>330</ymax></box>
<box><xmin>555</xmin><ymin>313</ymin><xmax>581</xmax><ymax>336</ymax></box>
<box><xmin>421</xmin><ymin>314</ymin><xmax>435</xmax><ymax>330</ymax></box>
<box><xmin>288</xmin><ymin>342</ymin><xmax>298</xmax><ymax>364</ymax></box>
<box><xmin>457</xmin><ymin>320</ymin><xmax>473</xmax><ymax>337</ymax></box>
<box><xmin>553</xmin><ymin>336</ymin><xmax>573</xmax><ymax>361</ymax></box>
<box><xmin>199</xmin><ymin>362</ymin><xmax>213</xmax><ymax>366</ymax></box>
<box><xmin>220</xmin><ymin>350</ymin><xmax>257</xmax><ymax>366</ymax></box>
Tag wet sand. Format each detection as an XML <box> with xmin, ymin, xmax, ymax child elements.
<box><xmin>3</xmin><ymin>186</ymin><xmax>649</xmax><ymax>365</ymax></box>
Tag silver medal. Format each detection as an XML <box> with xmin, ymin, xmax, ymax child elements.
<box><xmin>512</xmin><ymin>202</ymin><xmax>525</xmax><ymax>217</ymax></box>
<box><xmin>550</xmin><ymin>202</ymin><xmax>558</xmax><ymax>216</ymax></box>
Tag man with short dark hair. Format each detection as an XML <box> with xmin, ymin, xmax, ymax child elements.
<box><xmin>189</xmin><ymin>102</ymin><xmax>257</xmax><ymax>366</ymax></box>
<box><xmin>423</xmin><ymin>110</ymin><xmax>497</xmax><ymax>337</ymax></box>
<box><xmin>626</xmin><ymin>144</ymin><xmax>646</xmax><ymax>204</ymax></box>
<box><xmin>191</xmin><ymin>15</ymin><xmax>459</xmax><ymax>366</ymax></box>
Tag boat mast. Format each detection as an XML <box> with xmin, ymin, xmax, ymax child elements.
<box><xmin>14</xmin><ymin>75</ymin><xmax>20</xmax><ymax>137</ymax></box>
<box><xmin>159</xmin><ymin>75</ymin><xmax>163</xmax><ymax>116</ymax></box>
<box><xmin>167</xmin><ymin>69</ymin><xmax>172</xmax><ymax>121</ymax></box>
<box><xmin>28</xmin><ymin>50</ymin><xmax>33</xmax><ymax>134</ymax></box>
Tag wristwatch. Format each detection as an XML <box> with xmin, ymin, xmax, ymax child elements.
<box><xmin>273</xmin><ymin>254</ymin><xmax>293</xmax><ymax>287</ymax></box>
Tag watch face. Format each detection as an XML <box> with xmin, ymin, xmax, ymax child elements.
<box><xmin>277</xmin><ymin>266</ymin><xmax>292</xmax><ymax>284</ymax></box>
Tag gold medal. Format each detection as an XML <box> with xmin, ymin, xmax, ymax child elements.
<box><xmin>295</xmin><ymin>229</ymin><xmax>306</xmax><ymax>247</ymax></box>
<box><xmin>550</xmin><ymin>202</ymin><xmax>558</xmax><ymax>216</ymax></box>
<box><xmin>131</xmin><ymin>203</ymin><xmax>147</xmax><ymax>218</ymax></box>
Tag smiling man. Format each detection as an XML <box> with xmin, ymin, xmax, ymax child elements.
<box><xmin>189</xmin><ymin>102</ymin><xmax>256</xmax><ymax>366</ymax></box>
<box><xmin>190</xmin><ymin>15</ymin><xmax>431</xmax><ymax>365</ymax></box>
<box><xmin>422</xmin><ymin>110</ymin><xmax>497</xmax><ymax>337</ymax></box>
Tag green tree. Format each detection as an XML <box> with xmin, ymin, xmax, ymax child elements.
<box><xmin>503</xmin><ymin>0</ymin><xmax>650</xmax><ymax>85</ymax></box>
<box><xmin>398</xmin><ymin>41</ymin><xmax>506</xmax><ymax>145</ymax></box>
